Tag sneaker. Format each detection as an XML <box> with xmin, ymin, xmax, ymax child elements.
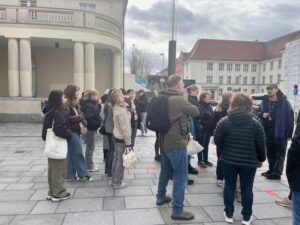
<box><xmin>77</xmin><ymin>175</ymin><xmax>93</xmax><ymax>182</ymax></box>
<box><xmin>113</xmin><ymin>182</ymin><xmax>128</xmax><ymax>189</ymax></box>
<box><xmin>154</xmin><ymin>155</ymin><xmax>161</xmax><ymax>162</ymax></box>
<box><xmin>275</xmin><ymin>197</ymin><xmax>292</xmax><ymax>208</ymax></box>
<box><xmin>88</xmin><ymin>166</ymin><xmax>100</xmax><ymax>173</ymax></box>
<box><xmin>266</xmin><ymin>173</ymin><xmax>281</xmax><ymax>180</ymax></box>
<box><xmin>51</xmin><ymin>193</ymin><xmax>71</xmax><ymax>202</ymax></box>
<box><xmin>171</xmin><ymin>210</ymin><xmax>194</xmax><ymax>220</ymax></box>
<box><xmin>188</xmin><ymin>167</ymin><xmax>199</xmax><ymax>175</ymax></box>
<box><xmin>46</xmin><ymin>195</ymin><xmax>53</xmax><ymax>201</ymax></box>
<box><xmin>223</xmin><ymin>211</ymin><xmax>234</xmax><ymax>224</ymax></box>
<box><xmin>156</xmin><ymin>196</ymin><xmax>172</xmax><ymax>206</ymax></box>
<box><xmin>187</xmin><ymin>179</ymin><xmax>194</xmax><ymax>185</ymax></box>
<box><xmin>242</xmin><ymin>216</ymin><xmax>253</xmax><ymax>225</ymax></box>
<box><xmin>204</xmin><ymin>161</ymin><xmax>213</xmax><ymax>167</ymax></box>
<box><xmin>261</xmin><ymin>170</ymin><xmax>272</xmax><ymax>177</ymax></box>
<box><xmin>198</xmin><ymin>161</ymin><xmax>207</xmax><ymax>168</ymax></box>
<box><xmin>216</xmin><ymin>180</ymin><xmax>223</xmax><ymax>186</ymax></box>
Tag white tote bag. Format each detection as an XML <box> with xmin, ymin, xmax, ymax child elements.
<box><xmin>187</xmin><ymin>139</ymin><xmax>204</xmax><ymax>156</ymax></box>
<box><xmin>44</xmin><ymin>128</ymin><xmax>68</xmax><ymax>159</ymax></box>
<box><xmin>123</xmin><ymin>148</ymin><xmax>137</xmax><ymax>168</ymax></box>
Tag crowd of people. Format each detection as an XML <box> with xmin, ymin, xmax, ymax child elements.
<box><xmin>41</xmin><ymin>76</ymin><xmax>300</xmax><ymax>225</ymax></box>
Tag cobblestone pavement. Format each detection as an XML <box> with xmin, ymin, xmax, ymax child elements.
<box><xmin>0</xmin><ymin>123</ymin><xmax>292</xmax><ymax>225</ymax></box>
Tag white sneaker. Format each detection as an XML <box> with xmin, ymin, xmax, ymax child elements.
<box><xmin>216</xmin><ymin>180</ymin><xmax>223</xmax><ymax>186</ymax></box>
<box><xmin>224</xmin><ymin>211</ymin><xmax>234</xmax><ymax>224</ymax></box>
<box><xmin>88</xmin><ymin>166</ymin><xmax>100</xmax><ymax>173</ymax></box>
<box><xmin>113</xmin><ymin>182</ymin><xmax>128</xmax><ymax>189</ymax></box>
<box><xmin>242</xmin><ymin>216</ymin><xmax>253</xmax><ymax>225</ymax></box>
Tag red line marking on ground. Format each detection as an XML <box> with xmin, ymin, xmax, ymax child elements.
<box><xmin>263</xmin><ymin>187</ymin><xmax>278</xmax><ymax>196</ymax></box>
<box><xmin>146</xmin><ymin>166</ymin><xmax>158</xmax><ymax>170</ymax></box>
<box><xmin>197</xmin><ymin>166</ymin><xmax>206</xmax><ymax>173</ymax></box>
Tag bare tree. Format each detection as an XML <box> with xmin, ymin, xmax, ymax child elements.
<box><xmin>129</xmin><ymin>46</ymin><xmax>159</xmax><ymax>79</ymax></box>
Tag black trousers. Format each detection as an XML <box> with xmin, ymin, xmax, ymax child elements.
<box><xmin>197</xmin><ymin>128</ymin><xmax>211</xmax><ymax>162</ymax></box>
<box><xmin>266</xmin><ymin>130</ymin><xmax>288</xmax><ymax>175</ymax></box>
<box><xmin>155</xmin><ymin>132</ymin><xmax>160</xmax><ymax>157</ymax></box>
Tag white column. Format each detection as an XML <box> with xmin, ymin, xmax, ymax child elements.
<box><xmin>74</xmin><ymin>42</ymin><xmax>84</xmax><ymax>91</ymax></box>
<box><xmin>20</xmin><ymin>39</ymin><xmax>32</xmax><ymax>97</ymax></box>
<box><xmin>84</xmin><ymin>43</ymin><xmax>95</xmax><ymax>90</ymax></box>
<box><xmin>113</xmin><ymin>52</ymin><xmax>121</xmax><ymax>89</ymax></box>
<box><xmin>8</xmin><ymin>38</ymin><xmax>19</xmax><ymax>97</ymax></box>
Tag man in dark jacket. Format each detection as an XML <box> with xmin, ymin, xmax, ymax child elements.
<box><xmin>137</xmin><ymin>89</ymin><xmax>149</xmax><ymax>136</ymax></box>
<box><xmin>258</xmin><ymin>84</ymin><xmax>294</xmax><ymax>180</ymax></box>
<box><xmin>286</xmin><ymin>110</ymin><xmax>300</xmax><ymax>224</ymax></box>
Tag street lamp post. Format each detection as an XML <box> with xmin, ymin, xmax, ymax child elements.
<box><xmin>160</xmin><ymin>53</ymin><xmax>165</xmax><ymax>76</ymax></box>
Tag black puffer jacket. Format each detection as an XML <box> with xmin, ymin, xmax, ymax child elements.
<box><xmin>198</xmin><ymin>100</ymin><xmax>213</xmax><ymax>131</ymax></box>
<box><xmin>214</xmin><ymin>111</ymin><xmax>266</xmax><ymax>168</ymax></box>
<box><xmin>188</xmin><ymin>95</ymin><xmax>201</xmax><ymax>139</ymax></box>
<box><xmin>286</xmin><ymin>110</ymin><xmax>300</xmax><ymax>192</ymax></box>
<box><xmin>81</xmin><ymin>99</ymin><xmax>101</xmax><ymax>131</ymax></box>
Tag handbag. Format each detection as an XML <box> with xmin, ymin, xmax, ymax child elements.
<box><xmin>80</xmin><ymin>122</ymin><xmax>87</xmax><ymax>135</ymax></box>
<box><xmin>99</xmin><ymin>125</ymin><xmax>107</xmax><ymax>135</ymax></box>
<box><xmin>44</xmin><ymin>128</ymin><xmax>68</xmax><ymax>159</ymax></box>
<box><xmin>187</xmin><ymin>138</ymin><xmax>204</xmax><ymax>156</ymax></box>
<box><xmin>123</xmin><ymin>147</ymin><xmax>137</xmax><ymax>168</ymax></box>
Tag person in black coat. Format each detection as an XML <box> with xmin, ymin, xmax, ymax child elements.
<box><xmin>286</xmin><ymin>110</ymin><xmax>300</xmax><ymax>225</ymax></box>
<box><xmin>198</xmin><ymin>92</ymin><xmax>214</xmax><ymax>167</ymax></box>
<box><xmin>214</xmin><ymin>93</ymin><xmax>266</xmax><ymax>224</ymax></box>
<box><xmin>81</xmin><ymin>90</ymin><xmax>102</xmax><ymax>172</ymax></box>
<box><xmin>42</xmin><ymin>90</ymin><xmax>72</xmax><ymax>202</ymax></box>
<box><xmin>137</xmin><ymin>89</ymin><xmax>149</xmax><ymax>136</ymax></box>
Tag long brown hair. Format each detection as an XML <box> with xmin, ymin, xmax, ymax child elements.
<box><xmin>64</xmin><ymin>84</ymin><xmax>80</xmax><ymax>106</ymax></box>
<box><xmin>228</xmin><ymin>92</ymin><xmax>253</xmax><ymax>113</ymax></box>
<box><xmin>216</xmin><ymin>92</ymin><xmax>233</xmax><ymax>112</ymax></box>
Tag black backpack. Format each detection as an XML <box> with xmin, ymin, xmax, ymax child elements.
<box><xmin>146</xmin><ymin>94</ymin><xmax>171</xmax><ymax>134</ymax></box>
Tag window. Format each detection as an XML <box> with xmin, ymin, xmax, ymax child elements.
<box><xmin>243</xmin><ymin>89</ymin><xmax>248</xmax><ymax>93</ymax></box>
<box><xmin>261</xmin><ymin>89</ymin><xmax>264</xmax><ymax>93</ymax></box>
<box><xmin>21</xmin><ymin>0</ymin><xmax>36</xmax><ymax>6</ymax></box>
<box><xmin>251</xmin><ymin>64</ymin><xmax>257</xmax><ymax>72</ymax></box>
<box><xmin>262</xmin><ymin>76</ymin><xmax>266</xmax><ymax>84</ymax></box>
<box><xmin>251</xmin><ymin>89</ymin><xmax>255</xmax><ymax>94</ymax></box>
<box><xmin>251</xmin><ymin>77</ymin><xmax>255</xmax><ymax>85</ymax></box>
<box><xmin>207</xmin><ymin>76</ymin><xmax>212</xmax><ymax>84</ymax></box>
<box><xmin>270</xmin><ymin>75</ymin><xmax>273</xmax><ymax>83</ymax></box>
<box><xmin>235</xmin><ymin>64</ymin><xmax>241</xmax><ymax>72</ymax></box>
<box><xmin>219</xmin><ymin>89</ymin><xmax>223</xmax><ymax>97</ymax></box>
<box><xmin>270</xmin><ymin>62</ymin><xmax>274</xmax><ymax>71</ymax></box>
<box><xmin>243</xmin><ymin>64</ymin><xmax>249</xmax><ymax>72</ymax></box>
<box><xmin>219</xmin><ymin>63</ymin><xmax>224</xmax><ymax>71</ymax></box>
<box><xmin>207</xmin><ymin>63</ymin><xmax>213</xmax><ymax>71</ymax></box>
<box><xmin>219</xmin><ymin>76</ymin><xmax>223</xmax><ymax>84</ymax></box>
<box><xmin>227</xmin><ymin>76</ymin><xmax>231</xmax><ymax>84</ymax></box>
<box><xmin>263</xmin><ymin>63</ymin><xmax>266</xmax><ymax>72</ymax></box>
<box><xmin>227</xmin><ymin>63</ymin><xmax>233</xmax><ymax>72</ymax></box>
<box><xmin>79</xmin><ymin>3</ymin><xmax>96</xmax><ymax>11</ymax></box>
<box><xmin>243</xmin><ymin>77</ymin><xmax>247</xmax><ymax>85</ymax></box>
<box><xmin>278</xmin><ymin>60</ymin><xmax>282</xmax><ymax>69</ymax></box>
<box><xmin>227</xmin><ymin>87</ymin><xmax>232</xmax><ymax>92</ymax></box>
<box><xmin>278</xmin><ymin>74</ymin><xmax>281</xmax><ymax>82</ymax></box>
<box><xmin>235</xmin><ymin>76</ymin><xmax>240</xmax><ymax>84</ymax></box>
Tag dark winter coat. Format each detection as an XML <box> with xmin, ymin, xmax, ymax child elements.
<box><xmin>137</xmin><ymin>94</ymin><xmax>149</xmax><ymax>113</ymax></box>
<box><xmin>210</xmin><ymin>100</ymin><xmax>230</xmax><ymax>131</ymax></box>
<box><xmin>42</xmin><ymin>109</ymin><xmax>72</xmax><ymax>142</ymax></box>
<box><xmin>258</xmin><ymin>90</ymin><xmax>294</xmax><ymax>139</ymax></box>
<box><xmin>198</xmin><ymin>100</ymin><xmax>213</xmax><ymax>131</ymax></box>
<box><xmin>64</xmin><ymin>102</ymin><xmax>86</xmax><ymax>134</ymax></box>
<box><xmin>188</xmin><ymin>95</ymin><xmax>201</xmax><ymax>140</ymax></box>
<box><xmin>81</xmin><ymin>99</ymin><xmax>101</xmax><ymax>131</ymax></box>
<box><xmin>214</xmin><ymin>111</ymin><xmax>266</xmax><ymax>168</ymax></box>
<box><xmin>286</xmin><ymin>111</ymin><xmax>300</xmax><ymax>192</ymax></box>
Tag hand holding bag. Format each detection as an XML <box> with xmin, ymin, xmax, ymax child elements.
<box><xmin>80</xmin><ymin>122</ymin><xmax>87</xmax><ymax>135</ymax></box>
<box><xmin>44</xmin><ymin>128</ymin><xmax>68</xmax><ymax>159</ymax></box>
<box><xmin>187</xmin><ymin>137</ymin><xmax>204</xmax><ymax>156</ymax></box>
<box><xmin>123</xmin><ymin>147</ymin><xmax>137</xmax><ymax>168</ymax></box>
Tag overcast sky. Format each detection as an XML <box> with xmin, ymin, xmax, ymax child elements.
<box><xmin>124</xmin><ymin>0</ymin><xmax>300</xmax><ymax>72</ymax></box>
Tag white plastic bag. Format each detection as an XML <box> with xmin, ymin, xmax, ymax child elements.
<box><xmin>123</xmin><ymin>148</ymin><xmax>137</xmax><ymax>168</ymax></box>
<box><xmin>44</xmin><ymin>128</ymin><xmax>68</xmax><ymax>159</ymax></box>
<box><xmin>187</xmin><ymin>139</ymin><xmax>204</xmax><ymax>155</ymax></box>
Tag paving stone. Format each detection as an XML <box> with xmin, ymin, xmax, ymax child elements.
<box><xmin>0</xmin><ymin>184</ymin><xmax>8</xmax><ymax>191</ymax></box>
<box><xmin>0</xmin><ymin>190</ymin><xmax>35</xmax><ymax>201</ymax></box>
<box><xmin>187</xmin><ymin>184</ymin><xmax>223</xmax><ymax>194</ymax></box>
<box><xmin>115</xmin><ymin>208</ymin><xmax>164</xmax><ymax>225</ymax></box>
<box><xmin>74</xmin><ymin>187</ymin><xmax>113</xmax><ymax>198</ymax></box>
<box><xmin>56</xmin><ymin>198</ymin><xmax>103</xmax><ymax>213</ymax></box>
<box><xmin>114</xmin><ymin>185</ymin><xmax>153</xmax><ymax>197</ymax></box>
<box><xmin>254</xmin><ymin>182</ymin><xmax>289</xmax><ymax>192</ymax></box>
<box><xmin>253</xmin><ymin>191</ymin><xmax>278</xmax><ymax>204</ymax></box>
<box><xmin>5</xmin><ymin>183</ymin><xmax>34</xmax><ymax>191</ymax></box>
<box><xmin>131</xmin><ymin>179</ymin><xmax>154</xmax><ymax>186</ymax></box>
<box><xmin>103</xmin><ymin>197</ymin><xmax>126</xmax><ymax>211</ymax></box>
<box><xmin>18</xmin><ymin>177</ymin><xmax>33</xmax><ymax>183</ymax></box>
<box><xmin>0</xmin><ymin>216</ymin><xmax>14</xmax><ymax>225</ymax></box>
<box><xmin>63</xmin><ymin>211</ymin><xmax>113</xmax><ymax>225</ymax></box>
<box><xmin>252</xmin><ymin>220</ymin><xmax>277</xmax><ymax>225</ymax></box>
<box><xmin>272</xmin><ymin>217</ymin><xmax>293</xmax><ymax>225</ymax></box>
<box><xmin>135</xmin><ymin>173</ymin><xmax>157</xmax><ymax>179</ymax></box>
<box><xmin>0</xmin><ymin>201</ymin><xmax>36</xmax><ymax>215</ymax></box>
<box><xmin>185</xmin><ymin>194</ymin><xmax>223</xmax><ymax>206</ymax></box>
<box><xmin>31</xmin><ymin>201</ymin><xmax>59</xmax><ymax>214</ymax></box>
<box><xmin>253</xmin><ymin>204</ymin><xmax>292</xmax><ymax>219</ymax></box>
<box><xmin>125</xmin><ymin>196</ymin><xmax>160</xmax><ymax>209</ymax></box>
<box><xmin>203</xmin><ymin>205</ymin><xmax>244</xmax><ymax>222</ymax></box>
<box><xmin>9</xmin><ymin>214</ymin><xmax>65</xmax><ymax>225</ymax></box>
<box><xmin>160</xmin><ymin>206</ymin><xmax>212</xmax><ymax>224</ymax></box>
<box><xmin>0</xmin><ymin>165</ymin><xmax>32</xmax><ymax>172</ymax></box>
<box><xmin>0</xmin><ymin>177</ymin><xmax>20</xmax><ymax>183</ymax></box>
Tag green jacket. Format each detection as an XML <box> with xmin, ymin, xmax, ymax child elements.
<box><xmin>161</xmin><ymin>89</ymin><xmax>200</xmax><ymax>149</ymax></box>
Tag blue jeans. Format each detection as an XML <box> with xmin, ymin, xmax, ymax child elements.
<box><xmin>141</xmin><ymin>112</ymin><xmax>148</xmax><ymax>135</ymax></box>
<box><xmin>293</xmin><ymin>191</ymin><xmax>300</xmax><ymax>225</ymax></box>
<box><xmin>157</xmin><ymin>147</ymin><xmax>188</xmax><ymax>213</ymax></box>
<box><xmin>222</xmin><ymin>163</ymin><xmax>256</xmax><ymax>221</ymax></box>
<box><xmin>197</xmin><ymin>128</ymin><xmax>211</xmax><ymax>162</ymax></box>
<box><xmin>67</xmin><ymin>132</ymin><xmax>88</xmax><ymax>178</ymax></box>
<box><xmin>216</xmin><ymin>147</ymin><xmax>224</xmax><ymax>180</ymax></box>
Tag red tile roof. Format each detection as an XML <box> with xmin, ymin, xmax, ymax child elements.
<box><xmin>188</xmin><ymin>30</ymin><xmax>300</xmax><ymax>62</ymax></box>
